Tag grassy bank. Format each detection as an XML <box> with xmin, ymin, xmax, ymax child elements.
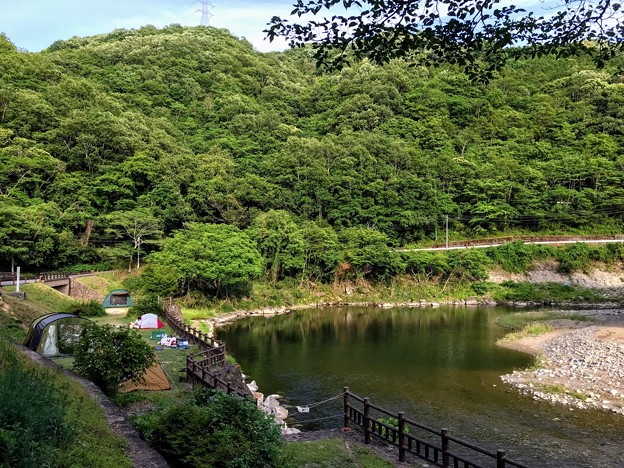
<box><xmin>0</xmin><ymin>341</ymin><xmax>131</xmax><ymax>467</ymax></box>
<box><xmin>171</xmin><ymin>276</ymin><xmax>612</xmax><ymax>323</ymax></box>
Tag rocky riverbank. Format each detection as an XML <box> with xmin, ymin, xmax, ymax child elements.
<box><xmin>499</xmin><ymin>309</ymin><xmax>624</xmax><ymax>415</ymax></box>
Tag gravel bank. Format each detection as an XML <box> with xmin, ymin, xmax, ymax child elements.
<box><xmin>500</xmin><ymin>310</ymin><xmax>624</xmax><ymax>415</ymax></box>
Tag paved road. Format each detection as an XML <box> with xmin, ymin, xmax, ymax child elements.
<box><xmin>398</xmin><ymin>237</ymin><xmax>624</xmax><ymax>252</ymax></box>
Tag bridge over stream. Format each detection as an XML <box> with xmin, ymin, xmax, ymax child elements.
<box><xmin>0</xmin><ymin>271</ymin><xmax>93</xmax><ymax>297</ymax></box>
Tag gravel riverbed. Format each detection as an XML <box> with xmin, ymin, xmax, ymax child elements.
<box><xmin>501</xmin><ymin>310</ymin><xmax>624</xmax><ymax>415</ymax></box>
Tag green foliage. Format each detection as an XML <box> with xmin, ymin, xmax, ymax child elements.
<box><xmin>73</xmin><ymin>324</ymin><xmax>154</xmax><ymax>395</ymax></box>
<box><xmin>402</xmin><ymin>251</ymin><xmax>450</xmax><ymax>279</ymax></box>
<box><xmin>149</xmin><ymin>223</ymin><xmax>263</xmax><ymax>298</ymax></box>
<box><xmin>128</xmin><ymin>294</ymin><xmax>163</xmax><ymax>318</ymax></box>
<box><xmin>0</xmin><ymin>341</ymin><xmax>131</xmax><ymax>467</ymax></box>
<box><xmin>137</xmin><ymin>263</ymin><xmax>180</xmax><ymax>297</ymax></box>
<box><xmin>247</xmin><ymin>210</ymin><xmax>306</xmax><ymax>283</ymax></box>
<box><xmin>377</xmin><ymin>417</ymin><xmax>409</xmax><ymax>438</ymax></box>
<box><xmin>340</xmin><ymin>227</ymin><xmax>403</xmax><ymax>280</ymax></box>
<box><xmin>555</xmin><ymin>243</ymin><xmax>605</xmax><ymax>273</ymax></box>
<box><xmin>486</xmin><ymin>242</ymin><xmax>546</xmax><ymax>273</ymax></box>
<box><xmin>447</xmin><ymin>249</ymin><xmax>492</xmax><ymax>282</ymax></box>
<box><xmin>147</xmin><ymin>391</ymin><xmax>284</xmax><ymax>467</ymax></box>
<box><xmin>2</xmin><ymin>24</ymin><xmax>624</xmax><ymax>285</ymax></box>
<box><xmin>0</xmin><ymin>342</ymin><xmax>75</xmax><ymax>467</ymax></box>
<box><xmin>495</xmin><ymin>281</ymin><xmax>600</xmax><ymax>303</ymax></box>
<box><xmin>267</xmin><ymin>0</ymin><xmax>623</xmax><ymax>80</ymax></box>
<box><xmin>67</xmin><ymin>300</ymin><xmax>106</xmax><ymax>317</ymax></box>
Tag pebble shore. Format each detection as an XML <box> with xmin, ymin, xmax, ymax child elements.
<box><xmin>501</xmin><ymin>310</ymin><xmax>624</xmax><ymax>415</ymax></box>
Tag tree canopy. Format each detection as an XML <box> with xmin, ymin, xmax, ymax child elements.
<box><xmin>266</xmin><ymin>0</ymin><xmax>624</xmax><ymax>80</ymax></box>
<box><xmin>1</xmin><ymin>25</ymin><xmax>624</xmax><ymax>284</ymax></box>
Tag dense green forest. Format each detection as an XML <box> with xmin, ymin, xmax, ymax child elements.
<box><xmin>1</xmin><ymin>25</ymin><xmax>624</xmax><ymax>284</ymax></box>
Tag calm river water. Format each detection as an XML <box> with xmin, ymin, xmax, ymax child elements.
<box><xmin>217</xmin><ymin>306</ymin><xmax>624</xmax><ymax>467</ymax></box>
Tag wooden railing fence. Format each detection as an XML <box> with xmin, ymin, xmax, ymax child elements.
<box><xmin>0</xmin><ymin>272</ymin><xmax>16</xmax><ymax>283</ymax></box>
<box><xmin>343</xmin><ymin>387</ymin><xmax>528</xmax><ymax>468</ymax></box>
<box><xmin>161</xmin><ymin>302</ymin><xmax>248</xmax><ymax>398</ymax></box>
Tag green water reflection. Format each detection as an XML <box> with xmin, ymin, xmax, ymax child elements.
<box><xmin>218</xmin><ymin>306</ymin><xmax>624</xmax><ymax>467</ymax></box>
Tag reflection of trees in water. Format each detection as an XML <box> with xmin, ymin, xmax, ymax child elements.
<box><xmin>220</xmin><ymin>306</ymin><xmax>514</xmax><ymax>374</ymax></box>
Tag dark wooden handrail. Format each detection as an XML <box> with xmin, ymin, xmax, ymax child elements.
<box><xmin>162</xmin><ymin>301</ymin><xmax>250</xmax><ymax>398</ymax></box>
<box><xmin>343</xmin><ymin>387</ymin><xmax>529</xmax><ymax>468</ymax></box>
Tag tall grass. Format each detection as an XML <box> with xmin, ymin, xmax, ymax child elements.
<box><xmin>0</xmin><ymin>342</ymin><xmax>131</xmax><ymax>467</ymax></box>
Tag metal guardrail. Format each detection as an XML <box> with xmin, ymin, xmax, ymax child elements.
<box><xmin>343</xmin><ymin>388</ymin><xmax>529</xmax><ymax>468</ymax></box>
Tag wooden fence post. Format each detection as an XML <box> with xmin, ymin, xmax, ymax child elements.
<box><xmin>497</xmin><ymin>449</ymin><xmax>506</xmax><ymax>468</ymax></box>
<box><xmin>363</xmin><ymin>398</ymin><xmax>371</xmax><ymax>445</ymax></box>
<box><xmin>441</xmin><ymin>428</ymin><xmax>449</xmax><ymax>468</ymax></box>
<box><xmin>343</xmin><ymin>387</ymin><xmax>350</xmax><ymax>429</ymax></box>
<box><xmin>398</xmin><ymin>412</ymin><xmax>406</xmax><ymax>463</ymax></box>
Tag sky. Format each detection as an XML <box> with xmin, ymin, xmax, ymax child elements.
<box><xmin>1</xmin><ymin>0</ymin><xmax>295</xmax><ymax>52</ymax></box>
<box><xmin>1</xmin><ymin>0</ymin><xmax>561</xmax><ymax>54</ymax></box>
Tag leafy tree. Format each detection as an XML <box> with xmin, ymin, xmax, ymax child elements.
<box><xmin>138</xmin><ymin>263</ymin><xmax>182</xmax><ymax>297</ymax></box>
<box><xmin>66</xmin><ymin>300</ymin><xmax>106</xmax><ymax>317</ymax></box>
<box><xmin>149</xmin><ymin>223</ymin><xmax>264</xmax><ymax>297</ymax></box>
<box><xmin>104</xmin><ymin>209</ymin><xmax>162</xmax><ymax>270</ymax></box>
<box><xmin>266</xmin><ymin>0</ymin><xmax>624</xmax><ymax>80</ymax></box>
<box><xmin>301</xmin><ymin>221</ymin><xmax>341</xmax><ymax>282</ymax></box>
<box><xmin>339</xmin><ymin>227</ymin><xmax>402</xmax><ymax>280</ymax></box>
<box><xmin>247</xmin><ymin>210</ymin><xmax>306</xmax><ymax>283</ymax></box>
<box><xmin>73</xmin><ymin>324</ymin><xmax>154</xmax><ymax>395</ymax></box>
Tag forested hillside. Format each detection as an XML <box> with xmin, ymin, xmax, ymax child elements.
<box><xmin>1</xmin><ymin>25</ymin><xmax>623</xmax><ymax>274</ymax></box>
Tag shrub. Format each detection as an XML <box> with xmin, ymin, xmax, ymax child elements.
<box><xmin>447</xmin><ymin>249</ymin><xmax>492</xmax><ymax>282</ymax></box>
<box><xmin>128</xmin><ymin>294</ymin><xmax>163</xmax><ymax>318</ymax></box>
<box><xmin>555</xmin><ymin>243</ymin><xmax>601</xmax><ymax>273</ymax></box>
<box><xmin>486</xmin><ymin>241</ymin><xmax>545</xmax><ymax>273</ymax></box>
<box><xmin>401</xmin><ymin>251</ymin><xmax>450</xmax><ymax>279</ymax></box>
<box><xmin>138</xmin><ymin>263</ymin><xmax>181</xmax><ymax>297</ymax></box>
<box><xmin>339</xmin><ymin>227</ymin><xmax>403</xmax><ymax>280</ymax></box>
<box><xmin>149</xmin><ymin>390</ymin><xmax>284</xmax><ymax>467</ymax></box>
<box><xmin>67</xmin><ymin>300</ymin><xmax>106</xmax><ymax>317</ymax></box>
<box><xmin>73</xmin><ymin>324</ymin><xmax>154</xmax><ymax>395</ymax></box>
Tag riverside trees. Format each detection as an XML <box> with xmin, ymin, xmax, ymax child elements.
<box><xmin>1</xmin><ymin>26</ymin><xmax>623</xmax><ymax>282</ymax></box>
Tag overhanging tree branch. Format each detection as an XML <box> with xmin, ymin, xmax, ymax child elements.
<box><xmin>266</xmin><ymin>0</ymin><xmax>624</xmax><ymax>81</ymax></box>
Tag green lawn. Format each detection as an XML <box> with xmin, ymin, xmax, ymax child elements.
<box><xmin>282</xmin><ymin>438</ymin><xmax>394</xmax><ymax>467</ymax></box>
<box><xmin>4</xmin><ymin>283</ymin><xmax>77</xmax><ymax>313</ymax></box>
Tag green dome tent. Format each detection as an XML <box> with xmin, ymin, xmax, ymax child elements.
<box><xmin>103</xmin><ymin>290</ymin><xmax>132</xmax><ymax>308</ymax></box>
<box><xmin>23</xmin><ymin>313</ymin><xmax>91</xmax><ymax>357</ymax></box>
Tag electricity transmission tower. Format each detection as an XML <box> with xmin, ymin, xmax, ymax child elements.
<box><xmin>197</xmin><ymin>0</ymin><xmax>214</xmax><ymax>26</ymax></box>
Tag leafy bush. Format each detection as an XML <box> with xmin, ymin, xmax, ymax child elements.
<box><xmin>148</xmin><ymin>390</ymin><xmax>284</xmax><ymax>467</ymax></box>
<box><xmin>447</xmin><ymin>249</ymin><xmax>492</xmax><ymax>282</ymax></box>
<box><xmin>401</xmin><ymin>251</ymin><xmax>450</xmax><ymax>279</ymax></box>
<box><xmin>555</xmin><ymin>243</ymin><xmax>596</xmax><ymax>273</ymax></box>
<box><xmin>486</xmin><ymin>242</ymin><xmax>546</xmax><ymax>273</ymax></box>
<box><xmin>128</xmin><ymin>294</ymin><xmax>163</xmax><ymax>318</ymax></box>
<box><xmin>67</xmin><ymin>300</ymin><xmax>106</xmax><ymax>317</ymax></box>
<box><xmin>377</xmin><ymin>417</ymin><xmax>409</xmax><ymax>438</ymax></box>
<box><xmin>73</xmin><ymin>324</ymin><xmax>154</xmax><ymax>395</ymax></box>
<box><xmin>339</xmin><ymin>227</ymin><xmax>403</xmax><ymax>280</ymax></box>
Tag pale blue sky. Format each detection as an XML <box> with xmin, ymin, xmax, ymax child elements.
<box><xmin>1</xmin><ymin>0</ymin><xmax>294</xmax><ymax>52</ymax></box>
<box><xmin>2</xmin><ymin>0</ymin><xmax>559</xmax><ymax>54</ymax></box>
